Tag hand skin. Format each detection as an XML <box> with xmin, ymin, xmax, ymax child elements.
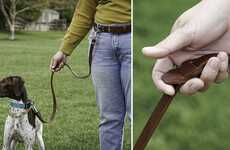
<box><xmin>142</xmin><ymin>0</ymin><xmax>230</xmax><ymax>96</ymax></box>
<box><xmin>50</xmin><ymin>51</ymin><xmax>68</xmax><ymax>72</ymax></box>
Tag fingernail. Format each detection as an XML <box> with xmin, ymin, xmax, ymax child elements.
<box><xmin>142</xmin><ymin>47</ymin><xmax>151</xmax><ymax>51</ymax></box>
<box><xmin>142</xmin><ymin>47</ymin><xmax>151</xmax><ymax>54</ymax></box>
<box><xmin>165</xmin><ymin>86</ymin><xmax>175</xmax><ymax>96</ymax></box>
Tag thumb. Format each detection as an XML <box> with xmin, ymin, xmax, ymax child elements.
<box><xmin>143</xmin><ymin>27</ymin><xmax>193</xmax><ymax>58</ymax></box>
<box><xmin>51</xmin><ymin>58</ymin><xmax>59</xmax><ymax>70</ymax></box>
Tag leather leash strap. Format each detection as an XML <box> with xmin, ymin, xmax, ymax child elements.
<box><xmin>134</xmin><ymin>53</ymin><xmax>222</xmax><ymax>150</ymax></box>
<box><xmin>64</xmin><ymin>38</ymin><xmax>96</xmax><ymax>79</ymax></box>
<box><xmin>134</xmin><ymin>88</ymin><xmax>179</xmax><ymax>150</ymax></box>
<box><xmin>33</xmin><ymin>38</ymin><xmax>97</xmax><ymax>123</ymax></box>
<box><xmin>32</xmin><ymin>72</ymin><xmax>56</xmax><ymax>123</ymax></box>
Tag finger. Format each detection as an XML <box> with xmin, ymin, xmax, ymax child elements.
<box><xmin>200</xmin><ymin>57</ymin><xmax>220</xmax><ymax>91</ymax></box>
<box><xmin>51</xmin><ymin>58</ymin><xmax>59</xmax><ymax>71</ymax></box>
<box><xmin>50</xmin><ymin>58</ymin><xmax>55</xmax><ymax>71</ymax></box>
<box><xmin>53</xmin><ymin>63</ymin><xmax>63</xmax><ymax>72</ymax></box>
<box><xmin>60</xmin><ymin>62</ymin><xmax>65</xmax><ymax>68</ymax></box>
<box><xmin>54</xmin><ymin>67</ymin><xmax>62</xmax><ymax>72</ymax></box>
<box><xmin>143</xmin><ymin>25</ymin><xmax>193</xmax><ymax>58</ymax></box>
<box><xmin>152</xmin><ymin>58</ymin><xmax>175</xmax><ymax>96</ymax></box>
<box><xmin>180</xmin><ymin>78</ymin><xmax>204</xmax><ymax>95</ymax></box>
<box><xmin>215</xmin><ymin>52</ymin><xmax>229</xmax><ymax>83</ymax></box>
<box><xmin>51</xmin><ymin>59</ymin><xmax>58</xmax><ymax>72</ymax></box>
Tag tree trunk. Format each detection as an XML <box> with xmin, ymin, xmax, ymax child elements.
<box><xmin>9</xmin><ymin>24</ymin><xmax>15</xmax><ymax>40</ymax></box>
<box><xmin>0</xmin><ymin>0</ymin><xmax>12</xmax><ymax>31</ymax></box>
<box><xmin>9</xmin><ymin>0</ymin><xmax>16</xmax><ymax>40</ymax></box>
<box><xmin>0</xmin><ymin>0</ymin><xmax>16</xmax><ymax>40</ymax></box>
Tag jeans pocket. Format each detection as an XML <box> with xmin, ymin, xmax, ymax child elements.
<box><xmin>92</xmin><ymin>35</ymin><xmax>116</xmax><ymax>65</ymax></box>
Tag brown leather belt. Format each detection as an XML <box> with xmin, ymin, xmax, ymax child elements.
<box><xmin>134</xmin><ymin>53</ymin><xmax>224</xmax><ymax>150</ymax></box>
<box><xmin>93</xmin><ymin>23</ymin><xmax>131</xmax><ymax>34</ymax></box>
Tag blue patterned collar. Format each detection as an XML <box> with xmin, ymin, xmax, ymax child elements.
<box><xmin>10</xmin><ymin>100</ymin><xmax>32</xmax><ymax>109</ymax></box>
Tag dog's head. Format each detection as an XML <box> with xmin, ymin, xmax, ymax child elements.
<box><xmin>0</xmin><ymin>76</ymin><xmax>36</xmax><ymax>127</ymax></box>
<box><xmin>0</xmin><ymin>76</ymin><xmax>27</xmax><ymax>101</ymax></box>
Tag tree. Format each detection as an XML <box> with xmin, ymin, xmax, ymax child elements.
<box><xmin>0</xmin><ymin>10</ymin><xmax>6</xmax><ymax>30</ymax></box>
<box><xmin>48</xmin><ymin>0</ymin><xmax>78</xmax><ymax>23</ymax></box>
<box><xmin>0</xmin><ymin>0</ymin><xmax>47</xmax><ymax>40</ymax></box>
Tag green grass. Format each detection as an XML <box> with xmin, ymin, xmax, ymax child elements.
<box><xmin>0</xmin><ymin>31</ymin><xmax>131</xmax><ymax>150</ymax></box>
<box><xmin>134</xmin><ymin>0</ymin><xmax>230</xmax><ymax>150</ymax></box>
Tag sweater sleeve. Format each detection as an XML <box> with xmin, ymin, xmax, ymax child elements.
<box><xmin>59</xmin><ymin>0</ymin><xmax>98</xmax><ymax>55</ymax></box>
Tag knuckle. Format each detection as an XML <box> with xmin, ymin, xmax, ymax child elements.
<box><xmin>180</xmin><ymin>86</ymin><xmax>193</xmax><ymax>95</ymax></box>
<box><xmin>218</xmin><ymin>51</ymin><xmax>228</xmax><ymax>59</ymax></box>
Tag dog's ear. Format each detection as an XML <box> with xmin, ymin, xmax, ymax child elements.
<box><xmin>21</xmin><ymin>86</ymin><xmax>28</xmax><ymax>102</ymax></box>
<box><xmin>13</xmin><ymin>77</ymin><xmax>26</xmax><ymax>98</ymax></box>
<box><xmin>28</xmin><ymin>109</ymin><xmax>36</xmax><ymax>128</ymax></box>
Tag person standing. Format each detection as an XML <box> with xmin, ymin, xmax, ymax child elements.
<box><xmin>50</xmin><ymin>0</ymin><xmax>131</xmax><ymax>150</ymax></box>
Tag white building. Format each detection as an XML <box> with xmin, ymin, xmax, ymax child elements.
<box><xmin>25</xmin><ymin>9</ymin><xmax>65</xmax><ymax>31</ymax></box>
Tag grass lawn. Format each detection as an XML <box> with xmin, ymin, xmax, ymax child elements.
<box><xmin>0</xmin><ymin>31</ymin><xmax>131</xmax><ymax>150</ymax></box>
<box><xmin>134</xmin><ymin>0</ymin><xmax>230</xmax><ymax>150</ymax></box>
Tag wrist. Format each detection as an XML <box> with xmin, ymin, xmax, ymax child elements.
<box><xmin>59</xmin><ymin>50</ymin><xmax>69</xmax><ymax>57</ymax></box>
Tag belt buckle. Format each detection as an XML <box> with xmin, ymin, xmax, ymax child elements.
<box><xmin>97</xmin><ymin>24</ymin><xmax>104</xmax><ymax>32</ymax></box>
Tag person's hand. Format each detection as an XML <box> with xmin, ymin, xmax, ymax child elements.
<box><xmin>50</xmin><ymin>51</ymin><xmax>68</xmax><ymax>72</ymax></box>
<box><xmin>152</xmin><ymin>52</ymin><xmax>228</xmax><ymax>96</ymax></box>
<box><xmin>142</xmin><ymin>0</ymin><xmax>230</xmax><ymax>95</ymax></box>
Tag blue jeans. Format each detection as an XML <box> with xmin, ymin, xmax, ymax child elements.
<box><xmin>90</xmin><ymin>27</ymin><xmax>131</xmax><ymax>150</ymax></box>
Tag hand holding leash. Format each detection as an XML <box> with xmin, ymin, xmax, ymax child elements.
<box><xmin>137</xmin><ymin>1</ymin><xmax>230</xmax><ymax>144</ymax></box>
<box><xmin>134</xmin><ymin>53</ymin><xmax>230</xmax><ymax>150</ymax></box>
<box><xmin>43</xmin><ymin>40</ymin><xmax>95</xmax><ymax>123</ymax></box>
<box><xmin>50</xmin><ymin>51</ymin><xmax>68</xmax><ymax>72</ymax></box>
<box><xmin>142</xmin><ymin>0</ymin><xmax>230</xmax><ymax>96</ymax></box>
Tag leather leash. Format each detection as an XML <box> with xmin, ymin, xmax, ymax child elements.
<box><xmin>134</xmin><ymin>53</ymin><xmax>221</xmax><ymax>150</ymax></box>
<box><xmin>32</xmin><ymin>39</ymin><xmax>96</xmax><ymax>124</ymax></box>
<box><xmin>64</xmin><ymin>38</ymin><xmax>96</xmax><ymax>79</ymax></box>
<box><xmin>31</xmin><ymin>72</ymin><xmax>57</xmax><ymax>123</ymax></box>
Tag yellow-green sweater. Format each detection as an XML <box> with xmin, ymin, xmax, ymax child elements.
<box><xmin>60</xmin><ymin>0</ymin><xmax>131</xmax><ymax>55</ymax></box>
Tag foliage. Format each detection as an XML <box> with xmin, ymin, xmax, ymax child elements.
<box><xmin>0</xmin><ymin>0</ymin><xmax>48</xmax><ymax>39</ymax></box>
<box><xmin>1</xmin><ymin>0</ymin><xmax>46</xmax><ymax>22</ymax></box>
<box><xmin>0</xmin><ymin>32</ymin><xmax>131</xmax><ymax>150</ymax></box>
<box><xmin>0</xmin><ymin>11</ymin><xmax>6</xmax><ymax>30</ymax></box>
<box><xmin>48</xmin><ymin>0</ymin><xmax>78</xmax><ymax>23</ymax></box>
<box><xmin>18</xmin><ymin>9</ymin><xmax>41</xmax><ymax>22</ymax></box>
<box><xmin>134</xmin><ymin>0</ymin><xmax>230</xmax><ymax>150</ymax></box>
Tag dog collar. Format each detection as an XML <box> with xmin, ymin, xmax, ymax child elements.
<box><xmin>10</xmin><ymin>100</ymin><xmax>32</xmax><ymax>109</ymax></box>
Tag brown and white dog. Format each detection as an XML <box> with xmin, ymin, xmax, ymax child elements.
<box><xmin>0</xmin><ymin>76</ymin><xmax>45</xmax><ymax>150</ymax></box>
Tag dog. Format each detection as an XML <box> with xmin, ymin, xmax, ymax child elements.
<box><xmin>0</xmin><ymin>76</ymin><xmax>45</xmax><ymax>150</ymax></box>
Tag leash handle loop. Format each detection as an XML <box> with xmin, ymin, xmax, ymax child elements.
<box><xmin>64</xmin><ymin>37</ymin><xmax>96</xmax><ymax>79</ymax></box>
